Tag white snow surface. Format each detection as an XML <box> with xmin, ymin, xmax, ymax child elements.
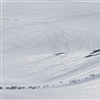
<box><xmin>2</xmin><ymin>0</ymin><xmax>100</xmax><ymax>2</ymax></box>
<box><xmin>1</xmin><ymin>2</ymin><xmax>100</xmax><ymax>99</ymax></box>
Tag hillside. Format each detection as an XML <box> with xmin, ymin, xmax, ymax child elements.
<box><xmin>1</xmin><ymin>2</ymin><xmax>100</xmax><ymax>99</ymax></box>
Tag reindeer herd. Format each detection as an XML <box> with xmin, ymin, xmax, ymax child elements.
<box><xmin>0</xmin><ymin>74</ymin><xmax>96</xmax><ymax>90</ymax></box>
<box><xmin>69</xmin><ymin>74</ymin><xmax>95</xmax><ymax>84</ymax></box>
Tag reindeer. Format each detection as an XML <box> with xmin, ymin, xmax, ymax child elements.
<box><xmin>90</xmin><ymin>74</ymin><xmax>95</xmax><ymax>77</ymax></box>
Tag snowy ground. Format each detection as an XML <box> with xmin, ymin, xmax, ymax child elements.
<box><xmin>2</xmin><ymin>0</ymin><xmax>100</xmax><ymax>2</ymax></box>
<box><xmin>1</xmin><ymin>1</ymin><xmax>100</xmax><ymax>99</ymax></box>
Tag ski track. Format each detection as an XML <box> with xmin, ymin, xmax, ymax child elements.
<box><xmin>1</xmin><ymin>2</ymin><xmax>100</xmax><ymax>99</ymax></box>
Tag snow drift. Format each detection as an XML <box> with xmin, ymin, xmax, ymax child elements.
<box><xmin>1</xmin><ymin>2</ymin><xmax>100</xmax><ymax>99</ymax></box>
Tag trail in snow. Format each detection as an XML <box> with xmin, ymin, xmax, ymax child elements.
<box><xmin>1</xmin><ymin>2</ymin><xmax>100</xmax><ymax>99</ymax></box>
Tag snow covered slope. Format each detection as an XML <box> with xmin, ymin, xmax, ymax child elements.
<box><xmin>1</xmin><ymin>2</ymin><xmax>100</xmax><ymax>99</ymax></box>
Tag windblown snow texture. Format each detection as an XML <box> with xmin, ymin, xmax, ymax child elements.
<box><xmin>1</xmin><ymin>2</ymin><xmax>100</xmax><ymax>99</ymax></box>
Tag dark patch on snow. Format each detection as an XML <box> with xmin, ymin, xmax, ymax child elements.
<box><xmin>0</xmin><ymin>87</ymin><xmax>3</xmax><ymax>89</ymax></box>
<box><xmin>85</xmin><ymin>49</ymin><xmax>100</xmax><ymax>58</ymax></box>
<box><xmin>55</xmin><ymin>52</ymin><xmax>67</xmax><ymax>56</ymax></box>
<box><xmin>14</xmin><ymin>19</ymin><xmax>17</xmax><ymax>21</ymax></box>
<box><xmin>91</xmin><ymin>49</ymin><xmax>100</xmax><ymax>54</ymax></box>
